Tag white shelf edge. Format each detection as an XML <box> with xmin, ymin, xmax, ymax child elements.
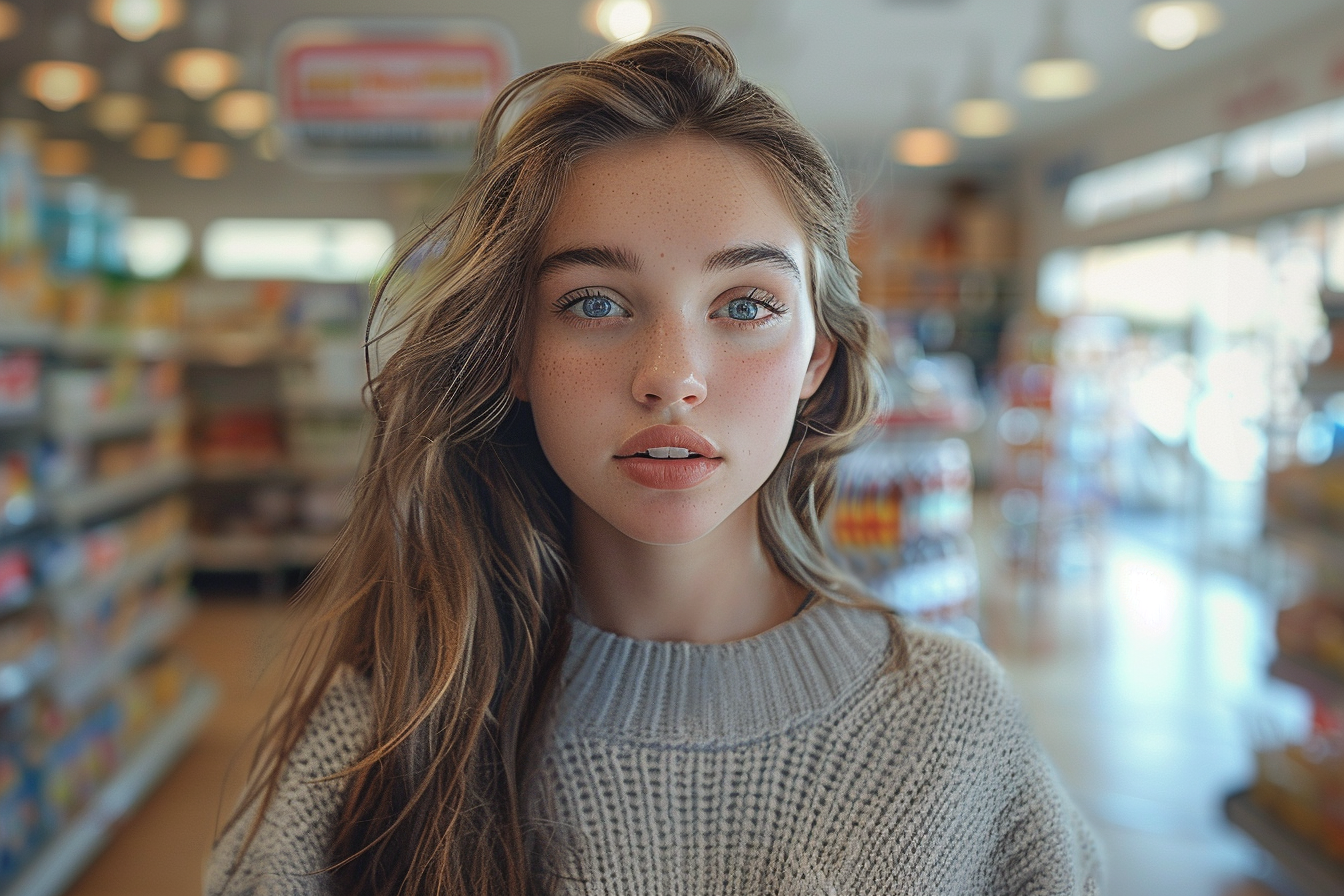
<box><xmin>53</xmin><ymin>329</ymin><xmax>181</xmax><ymax>361</ymax></box>
<box><xmin>2</xmin><ymin>677</ymin><xmax>219</xmax><ymax>896</ymax></box>
<box><xmin>46</xmin><ymin>399</ymin><xmax>183</xmax><ymax>443</ymax></box>
<box><xmin>50</xmin><ymin>535</ymin><xmax>191</xmax><ymax>621</ymax></box>
<box><xmin>1225</xmin><ymin>790</ymin><xmax>1344</xmax><ymax>896</ymax></box>
<box><xmin>48</xmin><ymin>460</ymin><xmax>191</xmax><ymax>528</ymax></box>
<box><xmin>52</xmin><ymin>600</ymin><xmax>192</xmax><ymax>708</ymax></box>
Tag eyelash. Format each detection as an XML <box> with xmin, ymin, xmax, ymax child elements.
<box><xmin>550</xmin><ymin>288</ymin><xmax>789</xmax><ymax>329</ymax></box>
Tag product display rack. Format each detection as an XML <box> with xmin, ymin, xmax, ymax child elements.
<box><xmin>183</xmin><ymin>280</ymin><xmax>367</xmax><ymax>593</ymax></box>
<box><xmin>1225</xmin><ymin>791</ymin><xmax>1344</xmax><ymax>896</ymax></box>
<box><xmin>2</xmin><ymin>677</ymin><xmax>217</xmax><ymax>896</ymax></box>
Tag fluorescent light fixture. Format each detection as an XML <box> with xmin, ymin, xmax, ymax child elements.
<box><xmin>1134</xmin><ymin>1</ymin><xmax>1221</xmax><ymax>51</ymax></box>
<box><xmin>125</xmin><ymin>217</ymin><xmax>190</xmax><ymax>279</ymax></box>
<box><xmin>202</xmin><ymin>218</ymin><xmax>396</xmax><ymax>282</ymax></box>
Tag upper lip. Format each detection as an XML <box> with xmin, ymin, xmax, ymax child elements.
<box><xmin>615</xmin><ymin>425</ymin><xmax>720</xmax><ymax>458</ymax></box>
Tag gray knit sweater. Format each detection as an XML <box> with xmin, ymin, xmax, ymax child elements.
<box><xmin>205</xmin><ymin>601</ymin><xmax>1102</xmax><ymax>895</ymax></box>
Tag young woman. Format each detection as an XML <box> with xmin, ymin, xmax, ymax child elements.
<box><xmin>206</xmin><ymin>30</ymin><xmax>1102</xmax><ymax>896</ymax></box>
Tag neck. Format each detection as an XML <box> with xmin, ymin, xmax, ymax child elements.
<box><xmin>570</xmin><ymin>493</ymin><xmax>807</xmax><ymax>643</ymax></box>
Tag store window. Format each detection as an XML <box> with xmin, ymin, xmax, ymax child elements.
<box><xmin>125</xmin><ymin>217</ymin><xmax>191</xmax><ymax>280</ymax></box>
<box><xmin>201</xmin><ymin>218</ymin><xmax>395</xmax><ymax>282</ymax></box>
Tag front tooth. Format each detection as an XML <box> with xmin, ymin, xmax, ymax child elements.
<box><xmin>666</xmin><ymin>447</ymin><xmax>690</xmax><ymax>459</ymax></box>
<box><xmin>648</xmin><ymin>447</ymin><xmax>670</xmax><ymax>459</ymax></box>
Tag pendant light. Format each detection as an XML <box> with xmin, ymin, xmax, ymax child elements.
<box><xmin>209</xmin><ymin>42</ymin><xmax>273</xmax><ymax>139</ymax></box>
<box><xmin>1019</xmin><ymin>0</ymin><xmax>1097</xmax><ymax>101</ymax></box>
<box><xmin>23</xmin><ymin>15</ymin><xmax>100</xmax><ymax>112</ymax></box>
<box><xmin>893</xmin><ymin>77</ymin><xmax>958</xmax><ymax>167</ymax></box>
<box><xmin>583</xmin><ymin>0</ymin><xmax>655</xmax><ymax>43</ymax></box>
<box><xmin>89</xmin><ymin>54</ymin><xmax>148</xmax><ymax>139</ymax></box>
<box><xmin>1133</xmin><ymin>1</ymin><xmax>1222</xmax><ymax>50</ymax></box>
<box><xmin>89</xmin><ymin>0</ymin><xmax>183</xmax><ymax>42</ymax></box>
<box><xmin>131</xmin><ymin>90</ymin><xmax>187</xmax><ymax>160</ymax></box>
<box><xmin>162</xmin><ymin>1</ymin><xmax>238</xmax><ymax>101</ymax></box>
<box><xmin>0</xmin><ymin>2</ymin><xmax>22</xmax><ymax>41</ymax></box>
<box><xmin>952</xmin><ymin>47</ymin><xmax>1016</xmax><ymax>139</ymax></box>
<box><xmin>175</xmin><ymin>102</ymin><xmax>230</xmax><ymax>180</ymax></box>
<box><xmin>39</xmin><ymin>139</ymin><xmax>92</xmax><ymax>177</ymax></box>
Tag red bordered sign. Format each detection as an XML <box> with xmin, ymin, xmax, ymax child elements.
<box><xmin>272</xmin><ymin>18</ymin><xmax>519</xmax><ymax>172</ymax></box>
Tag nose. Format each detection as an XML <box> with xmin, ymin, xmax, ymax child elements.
<box><xmin>630</xmin><ymin>318</ymin><xmax>707</xmax><ymax>411</ymax></box>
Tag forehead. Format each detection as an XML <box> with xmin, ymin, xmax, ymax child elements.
<box><xmin>540</xmin><ymin>134</ymin><xmax>806</xmax><ymax>258</ymax></box>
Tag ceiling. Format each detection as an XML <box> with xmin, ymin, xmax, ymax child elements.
<box><xmin>5</xmin><ymin>0</ymin><xmax>1343</xmax><ymax>179</ymax></box>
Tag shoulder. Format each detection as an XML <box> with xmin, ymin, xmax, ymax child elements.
<box><xmin>204</xmin><ymin>664</ymin><xmax>375</xmax><ymax>896</ymax></box>
<box><xmin>882</xmin><ymin>624</ymin><xmax>1028</xmax><ymax>735</ymax></box>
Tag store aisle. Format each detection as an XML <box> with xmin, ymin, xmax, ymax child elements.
<box><xmin>978</xmin><ymin>507</ymin><xmax>1308</xmax><ymax>896</ymax></box>
<box><xmin>64</xmin><ymin>598</ymin><xmax>291</xmax><ymax>896</ymax></box>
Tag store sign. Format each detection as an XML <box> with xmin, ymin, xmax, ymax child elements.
<box><xmin>272</xmin><ymin>18</ymin><xmax>518</xmax><ymax>172</ymax></box>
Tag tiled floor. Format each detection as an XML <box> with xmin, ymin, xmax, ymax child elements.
<box><xmin>58</xmin><ymin>504</ymin><xmax>1318</xmax><ymax>895</ymax></box>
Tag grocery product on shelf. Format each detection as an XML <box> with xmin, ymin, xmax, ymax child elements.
<box><xmin>0</xmin><ymin>122</ymin><xmax>215</xmax><ymax>895</ymax></box>
<box><xmin>184</xmin><ymin>280</ymin><xmax>368</xmax><ymax>588</ymax></box>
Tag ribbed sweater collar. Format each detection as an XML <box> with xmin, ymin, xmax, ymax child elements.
<box><xmin>554</xmin><ymin>601</ymin><xmax>892</xmax><ymax>748</ymax></box>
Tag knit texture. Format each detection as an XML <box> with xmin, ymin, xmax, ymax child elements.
<box><xmin>205</xmin><ymin>602</ymin><xmax>1103</xmax><ymax>895</ymax></box>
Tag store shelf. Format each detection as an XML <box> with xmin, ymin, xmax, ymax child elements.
<box><xmin>51</xmin><ymin>599</ymin><xmax>192</xmax><ymax>708</ymax></box>
<box><xmin>1225</xmin><ymin>790</ymin><xmax>1344</xmax><ymax>896</ymax></box>
<box><xmin>0</xmin><ymin>321</ymin><xmax>56</xmax><ymax>350</ymax></box>
<box><xmin>46</xmin><ymin>400</ymin><xmax>183</xmax><ymax>443</ymax></box>
<box><xmin>195</xmin><ymin>460</ymin><xmax>292</xmax><ymax>483</ymax></box>
<box><xmin>191</xmin><ymin>533</ymin><xmax>276</xmax><ymax>570</ymax></box>
<box><xmin>1269</xmin><ymin>653</ymin><xmax>1344</xmax><ymax>704</ymax></box>
<box><xmin>284</xmin><ymin>532</ymin><xmax>337</xmax><ymax>567</ymax></box>
<box><xmin>53</xmin><ymin>329</ymin><xmax>180</xmax><ymax>362</ymax></box>
<box><xmin>0</xmin><ymin>408</ymin><xmax>42</xmax><ymax>431</ymax></box>
<box><xmin>0</xmin><ymin>641</ymin><xmax>57</xmax><ymax>704</ymax></box>
<box><xmin>48</xmin><ymin>460</ymin><xmax>191</xmax><ymax>528</ymax></box>
<box><xmin>2</xmin><ymin>676</ymin><xmax>219</xmax><ymax>896</ymax></box>
<box><xmin>0</xmin><ymin>581</ymin><xmax>36</xmax><ymax>617</ymax></box>
<box><xmin>49</xmin><ymin>535</ymin><xmax>191</xmax><ymax>621</ymax></box>
<box><xmin>183</xmin><ymin>330</ymin><xmax>295</xmax><ymax>366</ymax></box>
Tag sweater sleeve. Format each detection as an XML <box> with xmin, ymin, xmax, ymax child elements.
<box><xmin>203</xmin><ymin>665</ymin><xmax>374</xmax><ymax>896</ymax></box>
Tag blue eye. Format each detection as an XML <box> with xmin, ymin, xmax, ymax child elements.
<box><xmin>580</xmin><ymin>295</ymin><xmax>616</xmax><ymax>318</ymax></box>
<box><xmin>725</xmin><ymin>298</ymin><xmax>760</xmax><ymax>320</ymax></box>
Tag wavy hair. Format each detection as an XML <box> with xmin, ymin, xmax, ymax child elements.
<box><xmin>215</xmin><ymin>28</ymin><xmax>905</xmax><ymax>896</ymax></box>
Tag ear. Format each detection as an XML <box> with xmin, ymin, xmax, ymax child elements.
<box><xmin>798</xmin><ymin>331</ymin><xmax>837</xmax><ymax>401</ymax></box>
<box><xmin>509</xmin><ymin>367</ymin><xmax>529</xmax><ymax>403</ymax></box>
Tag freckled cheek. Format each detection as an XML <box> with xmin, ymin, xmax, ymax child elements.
<box><xmin>527</xmin><ymin>340</ymin><xmax>625</xmax><ymax>467</ymax></box>
<box><xmin>717</xmin><ymin>345</ymin><xmax>808</xmax><ymax>466</ymax></box>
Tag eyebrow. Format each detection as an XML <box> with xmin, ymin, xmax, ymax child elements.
<box><xmin>704</xmin><ymin>243</ymin><xmax>802</xmax><ymax>284</ymax></box>
<box><xmin>536</xmin><ymin>246</ymin><xmax>640</xmax><ymax>280</ymax></box>
<box><xmin>535</xmin><ymin>242</ymin><xmax>803</xmax><ymax>285</ymax></box>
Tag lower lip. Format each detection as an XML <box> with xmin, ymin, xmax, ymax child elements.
<box><xmin>614</xmin><ymin>456</ymin><xmax>722</xmax><ymax>490</ymax></box>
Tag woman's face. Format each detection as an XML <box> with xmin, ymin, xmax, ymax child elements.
<box><xmin>518</xmin><ymin>134</ymin><xmax>835</xmax><ymax>546</ymax></box>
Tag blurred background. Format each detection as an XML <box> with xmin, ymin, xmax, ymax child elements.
<box><xmin>2</xmin><ymin>0</ymin><xmax>1344</xmax><ymax>893</ymax></box>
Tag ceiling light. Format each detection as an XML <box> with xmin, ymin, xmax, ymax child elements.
<box><xmin>176</xmin><ymin>141</ymin><xmax>230</xmax><ymax>179</ymax></box>
<box><xmin>163</xmin><ymin>48</ymin><xmax>239</xmax><ymax>100</ymax></box>
<box><xmin>893</xmin><ymin>128</ymin><xmax>958</xmax><ymax>167</ymax></box>
<box><xmin>40</xmin><ymin>139</ymin><xmax>92</xmax><ymax>177</ymax></box>
<box><xmin>0</xmin><ymin>2</ymin><xmax>21</xmax><ymax>41</ymax></box>
<box><xmin>1020</xmin><ymin>0</ymin><xmax>1097</xmax><ymax>101</ymax></box>
<box><xmin>1134</xmin><ymin>1</ymin><xmax>1222</xmax><ymax>50</ymax></box>
<box><xmin>131</xmin><ymin>121</ymin><xmax>184</xmax><ymax>160</ymax></box>
<box><xmin>89</xmin><ymin>0</ymin><xmax>182</xmax><ymax>42</ymax></box>
<box><xmin>588</xmin><ymin>0</ymin><xmax>654</xmax><ymax>42</ymax></box>
<box><xmin>210</xmin><ymin>89</ymin><xmax>273</xmax><ymax>138</ymax></box>
<box><xmin>90</xmin><ymin>91</ymin><xmax>148</xmax><ymax>139</ymax></box>
<box><xmin>952</xmin><ymin>98</ymin><xmax>1015</xmax><ymax>138</ymax></box>
<box><xmin>22</xmin><ymin>61</ymin><xmax>100</xmax><ymax>112</ymax></box>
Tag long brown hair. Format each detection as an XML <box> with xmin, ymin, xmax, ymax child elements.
<box><xmin>216</xmin><ymin>28</ymin><xmax>904</xmax><ymax>896</ymax></box>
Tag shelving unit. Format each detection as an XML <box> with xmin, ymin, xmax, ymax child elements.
<box><xmin>1225</xmin><ymin>791</ymin><xmax>1344</xmax><ymax>896</ymax></box>
<box><xmin>1</xmin><ymin>678</ymin><xmax>218</xmax><ymax>896</ymax></box>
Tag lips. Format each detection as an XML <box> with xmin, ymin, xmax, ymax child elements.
<box><xmin>613</xmin><ymin>425</ymin><xmax>722</xmax><ymax>490</ymax></box>
<box><xmin>615</xmin><ymin>425</ymin><xmax>719</xmax><ymax>459</ymax></box>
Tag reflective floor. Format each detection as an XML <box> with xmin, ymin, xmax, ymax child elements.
<box><xmin>60</xmin><ymin>500</ymin><xmax>1315</xmax><ymax>895</ymax></box>
<box><xmin>979</xmin><ymin>505</ymin><xmax>1312</xmax><ymax>896</ymax></box>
